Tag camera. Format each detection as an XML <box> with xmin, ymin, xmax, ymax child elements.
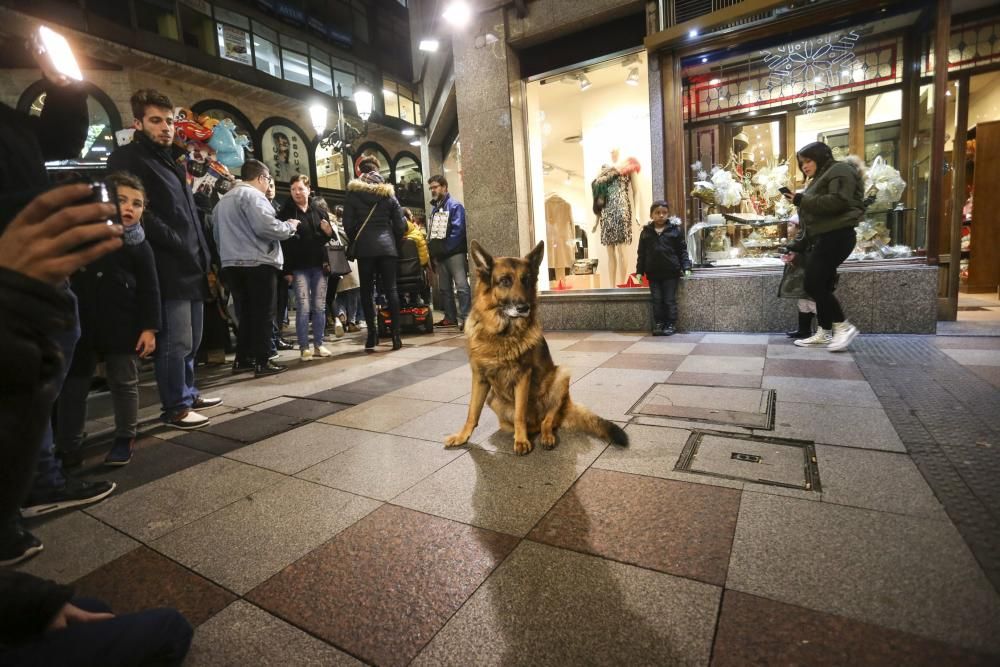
<box><xmin>85</xmin><ymin>180</ymin><xmax>122</xmax><ymax>227</ymax></box>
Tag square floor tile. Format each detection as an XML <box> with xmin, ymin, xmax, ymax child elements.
<box><xmin>259</xmin><ymin>397</ymin><xmax>353</xmax><ymax>420</ymax></box>
<box><xmin>599</xmin><ymin>353</ymin><xmax>685</xmax><ymax>371</ymax></box>
<box><xmin>934</xmin><ymin>336</ymin><xmax>1000</xmax><ymax>350</ymax></box>
<box><xmin>413</xmin><ymin>541</ymin><xmax>721</xmax><ymax>666</ymax></box>
<box><xmin>692</xmin><ymin>343</ymin><xmax>768</xmax><ymax>357</ymax></box>
<box><xmin>305</xmin><ymin>387</ymin><xmax>380</xmax><ymax>405</ymax></box>
<box><xmin>966</xmin><ymin>365</ymin><xmax>1000</xmax><ymax>389</ymax></box>
<box><xmin>531</xmin><ymin>468</ymin><xmax>740</xmax><ymax>585</ymax></box>
<box><xmin>941</xmin><ymin>348</ymin><xmax>1000</xmax><ymax>366</ymax></box>
<box><xmin>152</xmin><ymin>478</ymin><xmax>380</xmax><ymax>594</ymax></box>
<box><xmin>728</xmin><ymin>493</ymin><xmax>1000</xmax><ymax>654</ymax></box>
<box><xmin>320</xmin><ymin>395</ymin><xmax>445</xmax><ymax>432</ymax></box>
<box><xmin>389</xmin><ymin>402</ymin><xmax>500</xmax><ymax>445</ymax></box>
<box><xmin>585</xmin><ymin>331</ymin><xmax>646</xmax><ymax>341</ymax></box>
<box><xmin>72</xmin><ymin>547</ymin><xmax>235</xmax><ymax>626</ymax></box>
<box><xmin>200</xmin><ymin>410</ymin><xmax>309</xmax><ymax>444</ymax></box>
<box><xmin>225</xmin><ymin>422</ymin><xmax>374</xmax><ymax>475</ymax></box>
<box><xmin>622</xmin><ymin>341</ymin><xmax>698</xmax><ymax>355</ymax></box>
<box><xmin>248</xmin><ymin>504</ymin><xmax>517</xmax><ymax>667</ymax></box>
<box><xmin>87</xmin><ymin>458</ymin><xmax>284</xmax><ymax>541</ymax></box>
<box><xmin>770</xmin><ymin>401</ymin><xmax>904</xmax><ymax>451</ymax></box>
<box><xmin>297</xmin><ymin>432</ymin><xmax>463</xmax><ymax>501</ymax></box>
<box><xmin>80</xmin><ymin>436</ymin><xmax>213</xmax><ymax>494</ymax></box>
<box><xmin>763</xmin><ymin>358</ymin><xmax>865</xmax><ymax>380</ymax></box>
<box><xmin>700</xmin><ymin>333</ymin><xmax>772</xmax><ymax>345</ymax></box>
<box><xmin>562</xmin><ymin>339</ymin><xmax>635</xmax><ymax>353</ymax></box>
<box><xmin>550</xmin><ymin>350</ymin><xmax>621</xmax><ymax>367</ymax></box>
<box><xmin>393</xmin><ymin>448</ymin><xmax>588</xmax><ymax>536</ymax></box>
<box><xmin>762</xmin><ymin>377</ymin><xmax>878</xmax><ymax>407</ymax></box>
<box><xmin>15</xmin><ymin>513</ymin><xmax>138</xmax><ymax>584</ymax></box>
<box><xmin>186</xmin><ymin>601</ymin><xmax>364</xmax><ymax>666</ymax></box>
<box><xmin>712</xmin><ymin>590</ymin><xmax>998</xmax><ymax>667</ymax></box>
<box><xmin>676</xmin><ymin>355</ymin><xmax>765</xmax><ymax>375</ymax></box>
<box><xmin>638</xmin><ymin>332</ymin><xmax>706</xmax><ymax>343</ymax></box>
<box><xmin>765</xmin><ymin>344</ymin><xmax>856</xmax><ymax>362</ymax></box>
<box><xmin>666</xmin><ymin>372</ymin><xmax>761</xmax><ymax>388</ymax></box>
<box><xmin>169</xmin><ymin>430</ymin><xmax>245</xmax><ymax>455</ymax></box>
<box><xmin>476</xmin><ymin>425</ymin><xmax>610</xmax><ymax>466</ymax></box>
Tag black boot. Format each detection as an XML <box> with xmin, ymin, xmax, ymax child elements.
<box><xmin>787</xmin><ymin>311</ymin><xmax>814</xmax><ymax>339</ymax></box>
<box><xmin>365</xmin><ymin>328</ymin><xmax>379</xmax><ymax>351</ymax></box>
<box><xmin>391</xmin><ymin>328</ymin><xmax>402</xmax><ymax>351</ymax></box>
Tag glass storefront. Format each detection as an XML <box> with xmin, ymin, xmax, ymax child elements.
<box><xmin>525</xmin><ymin>52</ymin><xmax>652</xmax><ymax>291</ymax></box>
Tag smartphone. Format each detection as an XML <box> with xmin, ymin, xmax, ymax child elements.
<box><xmin>88</xmin><ymin>180</ymin><xmax>121</xmax><ymax>227</ymax></box>
<box><xmin>31</xmin><ymin>26</ymin><xmax>83</xmax><ymax>84</ymax></box>
<box><xmin>778</xmin><ymin>187</ymin><xmax>792</xmax><ymax>195</ymax></box>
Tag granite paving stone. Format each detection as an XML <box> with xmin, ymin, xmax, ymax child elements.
<box><xmin>258</xmin><ymin>397</ymin><xmax>353</xmax><ymax>420</ymax></box>
<box><xmin>296</xmin><ymin>432</ymin><xmax>464</xmax><ymax>500</ymax></box>
<box><xmin>319</xmin><ymin>395</ymin><xmax>445</xmax><ymax>432</ymax></box>
<box><xmin>305</xmin><ymin>387</ymin><xmax>381</xmax><ymax>405</ymax></box>
<box><xmin>728</xmin><ymin>492</ymin><xmax>1000</xmax><ymax>654</ymax></box>
<box><xmin>940</xmin><ymin>348</ymin><xmax>1000</xmax><ymax>366</ymax></box>
<box><xmin>476</xmin><ymin>425</ymin><xmax>609</xmax><ymax>466</ymax></box>
<box><xmin>72</xmin><ymin>547</ymin><xmax>236</xmax><ymax>626</ymax></box>
<box><xmin>676</xmin><ymin>354</ymin><xmax>766</xmax><ymax>375</ymax></box>
<box><xmin>225</xmin><ymin>422</ymin><xmax>373</xmax><ymax>475</ymax></box>
<box><xmin>765</xmin><ymin>344</ymin><xmax>857</xmax><ymax>362</ymax></box>
<box><xmin>412</xmin><ymin>541</ymin><xmax>721</xmax><ymax>667</ymax></box>
<box><xmin>86</xmin><ymin>458</ymin><xmax>285</xmax><ymax>541</ymax></box>
<box><xmin>638</xmin><ymin>332</ymin><xmax>706</xmax><ymax>343</ymax></box>
<box><xmin>387</xmin><ymin>373</ymin><xmax>476</xmax><ymax>402</ymax></box>
<box><xmin>561</xmin><ymin>339</ymin><xmax>635</xmax><ymax>353</ymax></box>
<box><xmin>762</xmin><ymin>377</ymin><xmax>879</xmax><ymax>407</ymax></box>
<box><xmin>152</xmin><ymin>478</ymin><xmax>380</xmax><ymax>594</ymax></box>
<box><xmin>584</xmin><ymin>332</ymin><xmax>646</xmax><ymax>341</ymax></box>
<box><xmin>529</xmin><ymin>468</ymin><xmax>741</xmax><ymax>585</ymax></box>
<box><xmin>389</xmin><ymin>402</ymin><xmax>500</xmax><ymax>445</ymax></box>
<box><xmin>665</xmin><ymin>371</ymin><xmax>762</xmax><ymax>388</ymax></box>
<box><xmin>247</xmin><ymin>505</ymin><xmax>517</xmax><ymax>667</ymax></box>
<box><xmin>934</xmin><ymin>336</ymin><xmax>1000</xmax><ymax>350</ymax></box>
<box><xmin>549</xmin><ymin>350</ymin><xmax>621</xmax><ymax>367</ymax></box>
<box><xmin>769</xmin><ymin>401</ymin><xmax>905</xmax><ymax>451</ymax></box>
<box><xmin>168</xmin><ymin>429</ymin><xmax>246</xmax><ymax>455</ymax></box>
<box><xmin>966</xmin><ymin>364</ymin><xmax>1000</xmax><ymax>389</ymax></box>
<box><xmin>185</xmin><ymin>601</ymin><xmax>365</xmax><ymax>666</ymax></box>
<box><xmin>621</xmin><ymin>341</ymin><xmax>698</xmax><ymax>355</ymax></box>
<box><xmin>691</xmin><ymin>343</ymin><xmax>768</xmax><ymax>357</ymax></box>
<box><xmin>198</xmin><ymin>410</ymin><xmax>309</xmax><ymax>444</ymax></box>
<box><xmin>763</xmin><ymin>358</ymin><xmax>865</xmax><ymax>380</ymax></box>
<box><xmin>15</xmin><ymin>512</ymin><xmax>138</xmax><ymax>584</ymax></box>
<box><xmin>392</xmin><ymin>448</ymin><xmax>588</xmax><ymax>536</ymax></box>
<box><xmin>598</xmin><ymin>352</ymin><xmax>686</xmax><ymax>371</ymax></box>
<box><xmin>80</xmin><ymin>435</ymin><xmax>214</xmax><ymax>494</ymax></box>
<box><xmin>711</xmin><ymin>590</ymin><xmax>999</xmax><ymax>667</ymax></box>
<box><xmin>700</xmin><ymin>333</ymin><xmax>772</xmax><ymax>345</ymax></box>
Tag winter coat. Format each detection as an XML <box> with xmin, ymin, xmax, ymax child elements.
<box><xmin>405</xmin><ymin>221</ymin><xmax>430</xmax><ymax>266</ymax></box>
<box><xmin>794</xmin><ymin>159</ymin><xmax>866</xmax><ymax>239</ymax></box>
<box><xmin>214</xmin><ymin>182</ymin><xmax>296</xmax><ymax>270</ymax></box>
<box><xmin>343</xmin><ymin>179</ymin><xmax>405</xmax><ymax>259</ymax></box>
<box><xmin>428</xmin><ymin>193</ymin><xmax>467</xmax><ymax>258</ymax></box>
<box><xmin>636</xmin><ymin>222</ymin><xmax>692</xmax><ymax>280</ymax></box>
<box><xmin>277</xmin><ymin>199</ymin><xmax>332</xmax><ymax>273</ymax></box>
<box><xmin>107</xmin><ymin>132</ymin><xmax>212</xmax><ymax>301</ymax></box>
<box><xmin>0</xmin><ymin>571</ymin><xmax>74</xmax><ymax>647</ymax></box>
<box><xmin>71</xmin><ymin>239</ymin><xmax>162</xmax><ymax>355</ymax></box>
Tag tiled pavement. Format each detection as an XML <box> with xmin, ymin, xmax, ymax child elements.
<box><xmin>14</xmin><ymin>328</ymin><xmax>1000</xmax><ymax>665</ymax></box>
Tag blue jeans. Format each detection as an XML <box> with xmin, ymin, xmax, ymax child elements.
<box><xmin>435</xmin><ymin>252</ymin><xmax>470</xmax><ymax>322</ymax></box>
<box><xmin>336</xmin><ymin>288</ymin><xmax>362</xmax><ymax>323</ymax></box>
<box><xmin>155</xmin><ymin>300</ymin><xmax>203</xmax><ymax>420</ymax></box>
<box><xmin>649</xmin><ymin>278</ymin><xmax>679</xmax><ymax>326</ymax></box>
<box><xmin>293</xmin><ymin>267</ymin><xmax>328</xmax><ymax>349</ymax></box>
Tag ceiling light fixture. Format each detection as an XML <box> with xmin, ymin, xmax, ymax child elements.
<box><xmin>409</xmin><ymin>139</ymin><xmax>421</xmax><ymax>146</ymax></box>
<box><xmin>578</xmin><ymin>74</ymin><xmax>592</xmax><ymax>91</ymax></box>
<box><xmin>402</xmin><ymin>128</ymin><xmax>416</xmax><ymax>136</ymax></box>
<box><xmin>689</xmin><ymin>29</ymin><xmax>699</xmax><ymax>38</ymax></box>
<box><xmin>418</xmin><ymin>39</ymin><xmax>440</xmax><ymax>52</ymax></box>
<box><xmin>701</xmin><ymin>57</ymin><xmax>708</xmax><ymax>63</ymax></box>
<box><xmin>442</xmin><ymin>1</ymin><xmax>472</xmax><ymax>28</ymax></box>
<box><xmin>625</xmin><ymin>67</ymin><xmax>639</xmax><ymax>86</ymax></box>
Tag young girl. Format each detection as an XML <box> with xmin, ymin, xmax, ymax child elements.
<box><xmin>56</xmin><ymin>172</ymin><xmax>161</xmax><ymax>466</ymax></box>
<box><xmin>635</xmin><ymin>200</ymin><xmax>692</xmax><ymax>336</ymax></box>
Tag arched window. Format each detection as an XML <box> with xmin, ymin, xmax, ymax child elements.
<box><xmin>191</xmin><ymin>100</ymin><xmax>256</xmax><ymax>156</ymax></box>
<box><xmin>392</xmin><ymin>152</ymin><xmax>423</xmax><ymax>205</ymax></box>
<box><xmin>315</xmin><ymin>140</ymin><xmax>347</xmax><ymax>190</ymax></box>
<box><xmin>17</xmin><ymin>81</ymin><xmax>121</xmax><ymax>169</ymax></box>
<box><xmin>351</xmin><ymin>142</ymin><xmax>391</xmax><ymax>180</ymax></box>
<box><xmin>256</xmin><ymin>117</ymin><xmax>311</xmax><ymax>184</ymax></box>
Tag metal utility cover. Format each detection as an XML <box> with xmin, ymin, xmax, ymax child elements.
<box><xmin>628</xmin><ymin>384</ymin><xmax>775</xmax><ymax>429</ymax></box>
<box><xmin>675</xmin><ymin>430</ymin><xmax>821</xmax><ymax>491</ymax></box>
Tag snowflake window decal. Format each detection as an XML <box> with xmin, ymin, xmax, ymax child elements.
<box><xmin>761</xmin><ymin>30</ymin><xmax>866</xmax><ymax>112</ymax></box>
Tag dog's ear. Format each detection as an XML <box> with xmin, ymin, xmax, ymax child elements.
<box><xmin>525</xmin><ymin>241</ymin><xmax>545</xmax><ymax>274</ymax></box>
<box><xmin>469</xmin><ymin>241</ymin><xmax>494</xmax><ymax>280</ymax></box>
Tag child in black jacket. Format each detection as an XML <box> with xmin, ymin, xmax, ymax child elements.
<box><xmin>636</xmin><ymin>200</ymin><xmax>692</xmax><ymax>336</ymax></box>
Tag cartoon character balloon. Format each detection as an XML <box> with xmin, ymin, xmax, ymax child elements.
<box><xmin>208</xmin><ymin>117</ymin><xmax>246</xmax><ymax>172</ymax></box>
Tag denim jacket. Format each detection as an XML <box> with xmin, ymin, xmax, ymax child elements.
<box><xmin>214</xmin><ymin>182</ymin><xmax>296</xmax><ymax>270</ymax></box>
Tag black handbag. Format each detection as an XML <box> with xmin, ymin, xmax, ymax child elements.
<box><xmin>325</xmin><ymin>226</ymin><xmax>352</xmax><ymax>276</ymax></box>
<box><xmin>345</xmin><ymin>203</ymin><xmax>377</xmax><ymax>262</ymax></box>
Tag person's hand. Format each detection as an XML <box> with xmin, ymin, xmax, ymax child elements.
<box><xmin>286</xmin><ymin>219</ymin><xmax>300</xmax><ymax>232</ymax></box>
<box><xmin>781</xmin><ymin>252</ymin><xmax>797</xmax><ymax>264</ymax></box>
<box><xmin>782</xmin><ymin>192</ymin><xmax>795</xmax><ymax>201</ymax></box>
<box><xmin>634</xmin><ymin>273</ymin><xmax>643</xmax><ymax>282</ymax></box>
<box><xmin>683</xmin><ymin>270</ymin><xmax>693</xmax><ymax>279</ymax></box>
<box><xmin>0</xmin><ymin>184</ymin><xmax>123</xmax><ymax>286</ymax></box>
<box><xmin>135</xmin><ymin>329</ymin><xmax>156</xmax><ymax>358</ymax></box>
<box><xmin>284</xmin><ymin>274</ymin><xmax>293</xmax><ymax>285</ymax></box>
<box><xmin>322</xmin><ymin>262</ymin><xmax>332</xmax><ymax>276</ymax></box>
<box><xmin>48</xmin><ymin>603</ymin><xmax>114</xmax><ymax>631</ymax></box>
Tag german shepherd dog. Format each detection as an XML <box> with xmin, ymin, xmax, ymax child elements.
<box><xmin>444</xmin><ymin>241</ymin><xmax>629</xmax><ymax>455</ymax></box>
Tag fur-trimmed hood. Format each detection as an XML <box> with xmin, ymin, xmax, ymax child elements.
<box><xmin>347</xmin><ymin>179</ymin><xmax>395</xmax><ymax>198</ymax></box>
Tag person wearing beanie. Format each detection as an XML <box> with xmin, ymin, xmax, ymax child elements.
<box><xmin>783</xmin><ymin>141</ymin><xmax>865</xmax><ymax>352</ymax></box>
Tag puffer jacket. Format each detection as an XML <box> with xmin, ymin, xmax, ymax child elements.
<box><xmin>795</xmin><ymin>159</ymin><xmax>866</xmax><ymax>238</ymax></box>
<box><xmin>636</xmin><ymin>222</ymin><xmax>692</xmax><ymax>280</ymax></box>
<box><xmin>343</xmin><ymin>179</ymin><xmax>405</xmax><ymax>259</ymax></box>
<box><xmin>405</xmin><ymin>221</ymin><xmax>429</xmax><ymax>266</ymax></box>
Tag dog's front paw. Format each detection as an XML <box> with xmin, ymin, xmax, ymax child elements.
<box><xmin>539</xmin><ymin>432</ymin><xmax>557</xmax><ymax>449</ymax></box>
<box><xmin>513</xmin><ymin>436</ymin><xmax>534</xmax><ymax>455</ymax></box>
<box><xmin>444</xmin><ymin>432</ymin><xmax>471</xmax><ymax>448</ymax></box>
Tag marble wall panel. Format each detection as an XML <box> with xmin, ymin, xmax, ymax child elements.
<box><xmin>453</xmin><ymin>9</ymin><xmax>511</xmax><ymax>115</ymax></box>
<box><xmin>762</xmin><ymin>272</ymin><xmax>799</xmax><ymax>333</ymax></box>
<box><xmin>677</xmin><ymin>277</ymin><xmax>715</xmax><ymax>332</ymax></box>
<box><xmin>457</xmin><ymin>109</ymin><xmax>519</xmax><ymax>213</ymax></box>
<box><xmin>714</xmin><ymin>276</ymin><xmax>765</xmax><ymax>332</ymax></box>
<box><xmin>606</xmin><ymin>300</ymin><xmax>652</xmax><ymax>331</ymax></box>
<box><xmin>872</xmin><ymin>267</ymin><xmax>938</xmax><ymax>334</ymax></box>
<box><xmin>835</xmin><ymin>270</ymin><xmax>876</xmax><ymax>333</ymax></box>
<box><xmin>466</xmin><ymin>202</ymin><xmax>521</xmax><ymax>261</ymax></box>
<box><xmin>539</xmin><ymin>301</ymin><xmax>607</xmax><ymax>330</ymax></box>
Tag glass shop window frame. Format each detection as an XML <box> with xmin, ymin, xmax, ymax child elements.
<box><xmin>251</xmin><ymin>21</ymin><xmax>282</xmax><ymax>78</ymax></box>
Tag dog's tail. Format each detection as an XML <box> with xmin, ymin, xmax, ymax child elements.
<box><xmin>563</xmin><ymin>401</ymin><xmax>629</xmax><ymax>447</ymax></box>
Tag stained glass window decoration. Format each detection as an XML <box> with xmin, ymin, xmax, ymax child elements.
<box><xmin>922</xmin><ymin>18</ymin><xmax>1000</xmax><ymax>75</ymax></box>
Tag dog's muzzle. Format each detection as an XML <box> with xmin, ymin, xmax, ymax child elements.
<box><xmin>502</xmin><ymin>303</ymin><xmax>531</xmax><ymax>318</ymax></box>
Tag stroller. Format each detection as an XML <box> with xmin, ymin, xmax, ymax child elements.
<box><xmin>377</xmin><ymin>237</ymin><xmax>434</xmax><ymax>335</ymax></box>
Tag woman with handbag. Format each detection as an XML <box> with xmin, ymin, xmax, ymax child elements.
<box><xmin>343</xmin><ymin>155</ymin><xmax>406</xmax><ymax>351</ymax></box>
<box><xmin>278</xmin><ymin>175</ymin><xmax>335</xmax><ymax>360</ymax></box>
<box><xmin>315</xmin><ymin>198</ymin><xmax>350</xmax><ymax>338</ymax></box>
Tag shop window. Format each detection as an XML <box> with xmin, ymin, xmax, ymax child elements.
<box><xmin>394</xmin><ymin>154</ymin><xmax>423</xmax><ymax>203</ymax></box>
<box><xmin>135</xmin><ymin>0</ymin><xmax>179</xmax><ymax>40</ymax></box>
<box><xmin>282</xmin><ymin>49</ymin><xmax>311</xmax><ymax>86</ymax></box>
<box><xmin>864</xmin><ymin>90</ymin><xmax>902</xmax><ymax>166</ymax></box>
<box><xmin>334</xmin><ymin>69</ymin><xmax>356</xmax><ymax>98</ymax></box>
<box><xmin>260</xmin><ymin>123</ymin><xmax>308</xmax><ymax>183</ymax></box>
<box><xmin>310</xmin><ymin>47</ymin><xmax>333</xmax><ymax>95</ymax></box>
<box><xmin>794</xmin><ymin>106</ymin><xmax>850</xmax><ymax>162</ymax></box>
<box><xmin>382</xmin><ymin>79</ymin><xmax>399</xmax><ymax>117</ymax></box>
<box><xmin>29</xmin><ymin>91</ymin><xmax>118</xmax><ymax>168</ymax></box>
<box><xmin>315</xmin><ymin>142</ymin><xmax>346</xmax><ymax>190</ymax></box>
<box><xmin>252</xmin><ymin>22</ymin><xmax>281</xmax><ymax>78</ymax></box>
<box><xmin>526</xmin><ymin>52</ymin><xmax>652</xmax><ymax>290</ymax></box>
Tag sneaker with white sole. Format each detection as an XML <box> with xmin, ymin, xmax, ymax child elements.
<box><xmin>828</xmin><ymin>321</ymin><xmax>859</xmax><ymax>352</ymax></box>
<box><xmin>333</xmin><ymin>319</ymin><xmax>345</xmax><ymax>338</ymax></box>
<box><xmin>192</xmin><ymin>396</ymin><xmax>223</xmax><ymax>409</ymax></box>
<box><xmin>315</xmin><ymin>345</ymin><xmax>333</xmax><ymax>357</ymax></box>
<box><xmin>21</xmin><ymin>477</ymin><xmax>116</xmax><ymax>518</ymax></box>
<box><xmin>794</xmin><ymin>327</ymin><xmax>832</xmax><ymax>347</ymax></box>
<box><xmin>166</xmin><ymin>409</ymin><xmax>210</xmax><ymax>429</ymax></box>
<box><xmin>0</xmin><ymin>521</ymin><xmax>43</xmax><ymax>566</ymax></box>
<box><xmin>301</xmin><ymin>348</ymin><xmax>314</xmax><ymax>361</ymax></box>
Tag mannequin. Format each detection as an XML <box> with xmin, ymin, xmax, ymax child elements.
<box><xmin>544</xmin><ymin>193</ymin><xmax>575</xmax><ymax>277</ymax></box>
<box><xmin>591</xmin><ymin>148</ymin><xmax>642</xmax><ymax>286</ymax></box>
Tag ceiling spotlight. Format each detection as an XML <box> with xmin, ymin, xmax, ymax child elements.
<box><xmin>409</xmin><ymin>139</ymin><xmax>421</xmax><ymax>146</ymax></box>
<box><xmin>625</xmin><ymin>67</ymin><xmax>639</xmax><ymax>86</ymax></box>
<box><xmin>442</xmin><ymin>1</ymin><xmax>472</xmax><ymax>28</ymax></box>
<box><xmin>701</xmin><ymin>57</ymin><xmax>708</xmax><ymax>63</ymax></box>
<box><xmin>402</xmin><ymin>128</ymin><xmax>416</xmax><ymax>136</ymax></box>
<box><xmin>418</xmin><ymin>39</ymin><xmax>439</xmax><ymax>52</ymax></box>
<box><xmin>689</xmin><ymin>29</ymin><xmax>699</xmax><ymax>38</ymax></box>
<box><xmin>578</xmin><ymin>74</ymin><xmax>592</xmax><ymax>91</ymax></box>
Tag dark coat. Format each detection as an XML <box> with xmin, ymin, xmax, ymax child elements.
<box><xmin>278</xmin><ymin>199</ymin><xmax>332</xmax><ymax>273</ymax></box>
<box><xmin>0</xmin><ymin>571</ymin><xmax>74</xmax><ymax>647</ymax></box>
<box><xmin>107</xmin><ymin>132</ymin><xmax>211</xmax><ymax>301</ymax></box>
<box><xmin>71</xmin><ymin>239</ymin><xmax>162</xmax><ymax>354</ymax></box>
<box><xmin>636</xmin><ymin>222</ymin><xmax>692</xmax><ymax>279</ymax></box>
<box><xmin>343</xmin><ymin>179</ymin><xmax>405</xmax><ymax>259</ymax></box>
<box><xmin>794</xmin><ymin>159</ymin><xmax>866</xmax><ymax>238</ymax></box>
<box><xmin>0</xmin><ymin>82</ymin><xmax>88</xmax><ymax>230</ymax></box>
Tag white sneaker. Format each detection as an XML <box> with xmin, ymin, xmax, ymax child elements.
<box><xmin>167</xmin><ymin>410</ymin><xmax>210</xmax><ymax>429</ymax></box>
<box><xmin>300</xmin><ymin>348</ymin><xmax>314</xmax><ymax>361</ymax></box>
<box><xmin>828</xmin><ymin>321</ymin><xmax>859</xmax><ymax>352</ymax></box>
<box><xmin>794</xmin><ymin>327</ymin><xmax>832</xmax><ymax>347</ymax></box>
<box><xmin>333</xmin><ymin>318</ymin><xmax>345</xmax><ymax>338</ymax></box>
<box><xmin>315</xmin><ymin>345</ymin><xmax>333</xmax><ymax>357</ymax></box>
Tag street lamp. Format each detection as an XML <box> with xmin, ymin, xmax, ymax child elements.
<box><xmin>316</xmin><ymin>82</ymin><xmax>375</xmax><ymax>187</ymax></box>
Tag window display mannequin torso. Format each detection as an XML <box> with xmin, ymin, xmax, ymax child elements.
<box><xmin>591</xmin><ymin>148</ymin><xmax>642</xmax><ymax>286</ymax></box>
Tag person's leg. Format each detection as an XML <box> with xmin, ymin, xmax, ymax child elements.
<box><xmin>292</xmin><ymin>271</ymin><xmax>311</xmax><ymax>351</ymax></box>
<box><xmin>2</xmin><ymin>604</ymin><xmax>193</xmax><ymax>667</ymax></box>
<box><xmin>378</xmin><ymin>257</ymin><xmax>402</xmax><ymax>348</ymax></box>
<box><xmin>54</xmin><ymin>348</ymin><xmax>98</xmax><ymax>463</ymax></box>
<box><xmin>805</xmin><ymin>229</ymin><xmax>854</xmax><ymax>329</ymax></box>
<box><xmin>449</xmin><ymin>253</ymin><xmax>472</xmax><ymax>323</ymax></box>
<box><xmin>310</xmin><ymin>267</ymin><xmax>328</xmax><ymax>349</ymax></box>
<box><xmin>251</xmin><ymin>265</ymin><xmax>277</xmax><ymax>365</ymax></box>
<box><xmin>435</xmin><ymin>255</ymin><xmax>457</xmax><ymax>323</ymax></box>
<box><xmin>154</xmin><ymin>300</ymin><xmax>194</xmax><ymax>420</ymax></box>
<box><xmin>662</xmin><ymin>277</ymin><xmax>679</xmax><ymax>330</ymax></box>
<box><xmin>104</xmin><ymin>354</ymin><xmax>139</xmax><ymax>441</ymax></box>
<box><xmin>358</xmin><ymin>259</ymin><xmax>379</xmax><ymax>348</ymax></box>
<box><xmin>224</xmin><ymin>268</ymin><xmax>250</xmax><ymax>365</ymax></box>
<box><xmin>648</xmin><ymin>279</ymin><xmax>667</xmax><ymax>331</ymax></box>
<box><xmin>185</xmin><ymin>300</ymin><xmax>203</xmax><ymax>404</ymax></box>
<box><xmin>273</xmin><ymin>271</ymin><xmax>289</xmax><ymax>340</ymax></box>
